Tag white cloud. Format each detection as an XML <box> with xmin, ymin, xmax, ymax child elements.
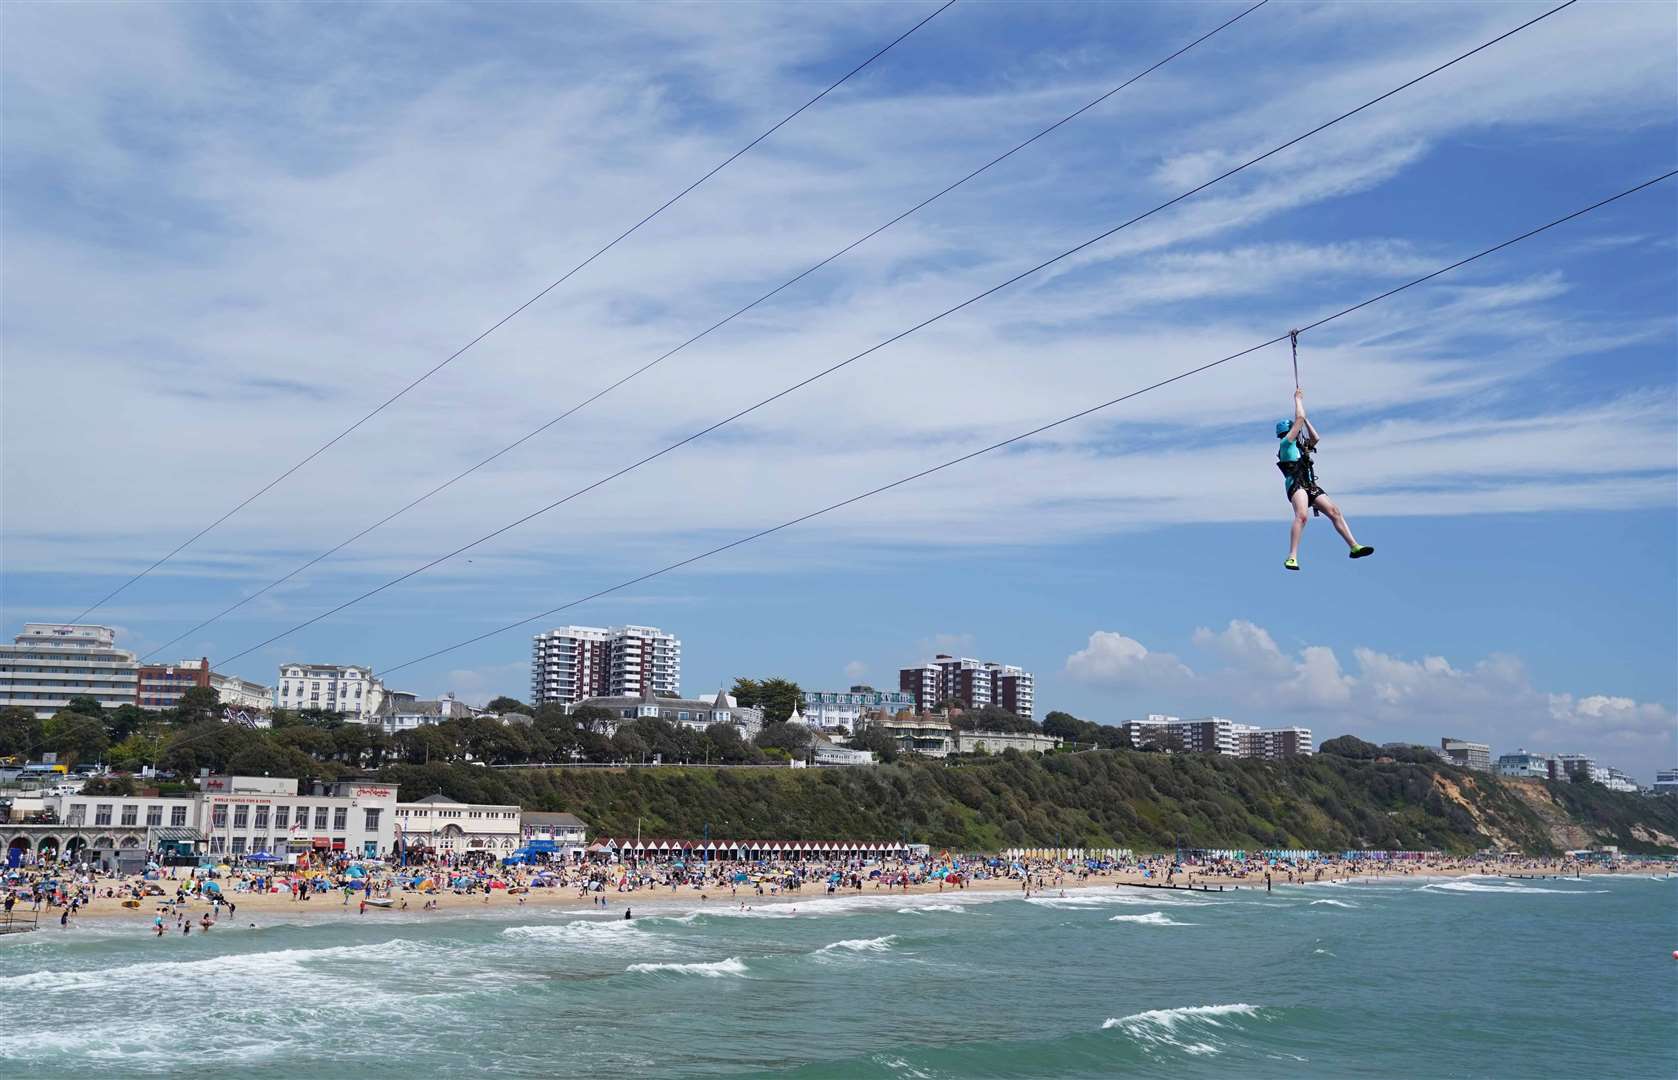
<box><xmin>1065</xmin><ymin>631</ymin><xmax>1193</xmax><ymax>688</ymax></box>
<box><xmin>844</xmin><ymin>659</ymin><xmax>868</xmax><ymax>681</ymax></box>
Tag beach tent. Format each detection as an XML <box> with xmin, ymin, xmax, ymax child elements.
<box><xmin>246</xmin><ymin>852</ymin><xmax>278</xmax><ymax>863</ymax></box>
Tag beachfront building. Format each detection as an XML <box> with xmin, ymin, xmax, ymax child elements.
<box><xmin>520</xmin><ymin>811</ymin><xmax>588</xmax><ymax>848</ymax></box>
<box><xmin>800</xmin><ymin>685</ymin><xmax>916</xmax><ymax>732</ymax></box>
<box><xmin>567</xmin><ymin>687</ymin><xmax>764</xmax><ymax>740</ymax></box>
<box><xmin>899</xmin><ymin>655</ymin><xmax>1035</xmax><ymax>722</ymax></box>
<box><xmin>0</xmin><ymin>623</ymin><xmax>140</xmax><ymax>718</ymax></box>
<box><xmin>395</xmin><ymin>793</ymin><xmax>522</xmax><ymax>856</ymax></box>
<box><xmin>1439</xmin><ymin>737</ymin><xmax>1492</xmax><ymax>772</ymax></box>
<box><xmin>26</xmin><ymin>775</ymin><xmax>401</xmax><ymax>864</ymax></box>
<box><xmin>1652</xmin><ymin>769</ymin><xmax>1678</xmax><ymax>795</ymax></box>
<box><xmin>952</xmin><ymin>730</ymin><xmax>1061</xmax><ymax>755</ymax></box>
<box><xmin>200</xmin><ymin>776</ymin><xmax>399</xmax><ymax>859</ymax></box>
<box><xmin>1550</xmin><ymin>753</ymin><xmax>1599</xmax><ymax>783</ymax></box>
<box><xmin>1496</xmin><ymin>749</ymin><xmax>1553</xmax><ymax>779</ymax></box>
<box><xmin>276</xmin><ymin>663</ymin><xmax>387</xmax><ymax>721</ymax></box>
<box><xmin>530</xmin><ymin>624</ymin><xmax>681</xmax><ymax>707</ymax></box>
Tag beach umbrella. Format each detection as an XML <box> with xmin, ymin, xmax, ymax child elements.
<box><xmin>247</xmin><ymin>852</ymin><xmax>278</xmax><ymax>863</ymax></box>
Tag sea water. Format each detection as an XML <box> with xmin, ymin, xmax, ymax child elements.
<box><xmin>2</xmin><ymin>875</ymin><xmax>1673</xmax><ymax>1077</ymax></box>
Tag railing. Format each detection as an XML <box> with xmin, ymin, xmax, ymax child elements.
<box><xmin>0</xmin><ymin>909</ymin><xmax>40</xmax><ymax>934</ymax></box>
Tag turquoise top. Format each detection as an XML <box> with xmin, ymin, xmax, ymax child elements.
<box><xmin>1278</xmin><ymin>436</ymin><xmax>1302</xmax><ymax>464</ymax></box>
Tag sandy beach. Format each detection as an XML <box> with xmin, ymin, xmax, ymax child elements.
<box><xmin>22</xmin><ymin>856</ymin><xmax>1651</xmax><ymax>929</ymax></box>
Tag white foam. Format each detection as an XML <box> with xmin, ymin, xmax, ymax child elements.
<box><xmin>1108</xmin><ymin>912</ymin><xmax>1193</xmax><ymax>926</ymax></box>
<box><xmin>1309</xmin><ymin>898</ymin><xmax>1357</xmax><ymax>908</ymax></box>
<box><xmin>1103</xmin><ymin>1003</ymin><xmax>1259</xmax><ymax>1046</ymax></box>
<box><xmin>625</xmin><ymin>957</ymin><xmax>748</xmax><ymax>978</ymax></box>
<box><xmin>896</xmin><ymin>903</ymin><xmax>964</xmax><ymax>914</ymax></box>
<box><xmin>0</xmin><ymin>938</ymin><xmax>437</xmax><ymax>995</ymax></box>
<box><xmin>817</xmin><ymin>935</ymin><xmax>896</xmax><ymax>956</ymax></box>
<box><xmin>1422</xmin><ymin>880</ymin><xmax>1607</xmax><ymax>895</ymax></box>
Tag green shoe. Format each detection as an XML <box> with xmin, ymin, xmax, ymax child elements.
<box><xmin>1284</xmin><ymin>557</ymin><xmax>1300</xmax><ymax>571</ymax></box>
<box><xmin>1349</xmin><ymin>545</ymin><xmax>1374</xmax><ymax>559</ymax></box>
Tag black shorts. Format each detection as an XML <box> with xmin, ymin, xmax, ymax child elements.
<box><xmin>1284</xmin><ymin>477</ymin><xmax>1326</xmax><ymax>513</ymax></box>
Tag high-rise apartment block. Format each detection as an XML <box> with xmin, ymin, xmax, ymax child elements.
<box><xmin>531</xmin><ymin>624</ymin><xmax>681</xmax><ymax>707</ymax></box>
<box><xmin>899</xmin><ymin>655</ymin><xmax>1034</xmax><ymax>721</ymax></box>
<box><xmin>0</xmin><ymin>624</ymin><xmax>139</xmax><ymax>718</ymax></box>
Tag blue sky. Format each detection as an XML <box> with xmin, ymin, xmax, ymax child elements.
<box><xmin>3</xmin><ymin>2</ymin><xmax>1674</xmax><ymax>777</ymax></box>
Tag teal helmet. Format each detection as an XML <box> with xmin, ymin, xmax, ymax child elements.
<box><xmin>1275</xmin><ymin>420</ymin><xmax>1292</xmax><ymax>438</ymax></box>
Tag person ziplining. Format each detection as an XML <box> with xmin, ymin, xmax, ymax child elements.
<box><xmin>1277</xmin><ymin>331</ymin><xmax>1373</xmax><ymax>571</ymax></box>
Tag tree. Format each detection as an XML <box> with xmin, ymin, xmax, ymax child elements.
<box><xmin>730</xmin><ymin>677</ymin><xmax>803</xmax><ymax>722</ymax></box>
<box><xmin>0</xmin><ymin>706</ymin><xmax>45</xmax><ymax>758</ymax></box>
<box><xmin>730</xmin><ymin>678</ymin><xmax>762</xmax><ymax>708</ymax></box>
<box><xmin>755</xmin><ymin>721</ymin><xmax>812</xmax><ymax>753</ymax></box>
<box><xmin>611</xmin><ymin>729</ymin><xmax>649</xmax><ymax>762</ymax></box>
<box><xmin>108</xmin><ymin>733</ymin><xmax>163</xmax><ymax>772</ymax></box>
<box><xmin>104</xmin><ymin>704</ymin><xmax>152</xmax><ymax>743</ymax></box>
<box><xmin>63</xmin><ymin>695</ymin><xmax>104</xmax><ymax>717</ymax></box>
<box><xmin>44</xmin><ymin>710</ymin><xmax>110</xmax><ymax>765</ymax></box>
<box><xmin>953</xmin><ymin>705</ymin><xmax>1038</xmax><ymax>734</ymax></box>
<box><xmin>173</xmin><ymin>686</ymin><xmax>224</xmax><ymax>726</ymax></box>
<box><xmin>1319</xmin><ymin>735</ymin><xmax>1381</xmax><ymax>760</ymax></box>
<box><xmin>487</xmin><ymin>696</ymin><xmax>532</xmax><ymax>716</ymax></box>
<box><xmin>703</xmin><ymin>723</ymin><xmax>758</xmax><ymax>765</ymax></box>
<box><xmin>849</xmin><ymin>724</ymin><xmax>900</xmax><ymax>764</ymax></box>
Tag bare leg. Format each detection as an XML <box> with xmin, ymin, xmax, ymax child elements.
<box><xmin>1288</xmin><ymin>488</ymin><xmax>1310</xmax><ymax>561</ymax></box>
<box><xmin>1312</xmin><ymin>494</ymin><xmax>1360</xmax><ymax>549</ymax></box>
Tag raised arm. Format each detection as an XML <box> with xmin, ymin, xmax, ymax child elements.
<box><xmin>1284</xmin><ymin>389</ymin><xmax>1306</xmax><ymax>442</ymax></box>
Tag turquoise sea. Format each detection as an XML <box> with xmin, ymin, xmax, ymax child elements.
<box><xmin>2</xmin><ymin>875</ymin><xmax>1673</xmax><ymax>1078</ymax></box>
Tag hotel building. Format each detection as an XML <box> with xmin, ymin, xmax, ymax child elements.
<box><xmin>531</xmin><ymin>624</ymin><xmax>681</xmax><ymax>707</ymax></box>
<box><xmin>801</xmin><ymin>685</ymin><xmax>916</xmax><ymax>731</ymax></box>
<box><xmin>1440</xmin><ymin>737</ymin><xmax>1493</xmax><ymax>773</ymax></box>
<box><xmin>0</xmin><ymin>624</ymin><xmax>139</xmax><ymax>718</ymax></box>
<box><xmin>394</xmin><ymin>793</ymin><xmax>523</xmax><ymax>856</ymax></box>
<box><xmin>276</xmin><ymin>663</ymin><xmax>387</xmax><ymax>720</ymax></box>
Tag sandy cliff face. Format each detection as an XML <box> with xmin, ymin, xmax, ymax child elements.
<box><xmin>1499</xmin><ymin>777</ymin><xmax>1601</xmax><ymax>850</ymax></box>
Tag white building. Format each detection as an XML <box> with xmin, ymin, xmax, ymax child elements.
<box><xmin>567</xmin><ymin>687</ymin><xmax>763</xmax><ymax>740</ymax></box>
<box><xmin>395</xmin><ymin>793</ymin><xmax>522</xmax><ymax>856</ymax></box>
<box><xmin>899</xmin><ymin>655</ymin><xmax>1034</xmax><ymax>721</ymax></box>
<box><xmin>1496</xmin><ymin>749</ymin><xmax>1552</xmax><ymax>779</ymax></box>
<box><xmin>47</xmin><ymin>774</ymin><xmax>400</xmax><ymax>861</ymax></box>
<box><xmin>952</xmin><ymin>730</ymin><xmax>1061</xmax><ymax>755</ymax></box>
<box><xmin>1231</xmin><ymin>724</ymin><xmax>1314</xmax><ymax>760</ymax></box>
<box><xmin>0</xmin><ymin>624</ymin><xmax>139</xmax><ymax>718</ymax></box>
<box><xmin>1122</xmin><ymin>715</ymin><xmax>1237</xmax><ymax>755</ymax></box>
<box><xmin>812</xmin><ymin>743</ymin><xmax>877</xmax><ymax>767</ymax></box>
<box><xmin>1652</xmin><ymin>769</ymin><xmax>1678</xmax><ymax>795</ymax></box>
<box><xmin>801</xmin><ymin>685</ymin><xmax>916</xmax><ymax>732</ymax></box>
<box><xmin>376</xmin><ymin>691</ymin><xmax>479</xmax><ymax>735</ymax></box>
<box><xmin>276</xmin><ymin>662</ymin><xmax>387</xmax><ymax>720</ymax></box>
<box><xmin>531</xmin><ymin>624</ymin><xmax>681</xmax><ymax>706</ymax></box>
<box><xmin>212</xmin><ymin>671</ymin><xmax>273</xmax><ymax>712</ymax></box>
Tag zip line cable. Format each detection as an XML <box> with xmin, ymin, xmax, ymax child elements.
<box><xmin>25</xmin><ymin>169</ymin><xmax>1674</xmax><ymax>766</ymax></box>
<box><xmin>66</xmin><ymin>0</ymin><xmax>958</xmax><ymax>624</ymax></box>
<box><xmin>140</xmin><ymin>0</ymin><xmax>1272</xmax><ymax>661</ymax></box>
<box><xmin>210</xmin><ymin>0</ymin><xmax>1580</xmax><ymax>668</ymax></box>
<box><xmin>374</xmin><ymin>170</ymin><xmax>1675</xmax><ymax>680</ymax></box>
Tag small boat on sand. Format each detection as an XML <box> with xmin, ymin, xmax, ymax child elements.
<box><xmin>363</xmin><ymin>897</ymin><xmax>394</xmax><ymax>909</ymax></box>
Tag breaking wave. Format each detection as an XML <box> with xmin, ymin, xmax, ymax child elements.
<box><xmin>625</xmin><ymin>958</ymin><xmax>748</xmax><ymax>978</ymax></box>
<box><xmin>1109</xmin><ymin>912</ymin><xmax>1193</xmax><ymax>926</ymax></box>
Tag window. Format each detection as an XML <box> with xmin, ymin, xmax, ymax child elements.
<box><xmin>333</xmin><ymin>808</ymin><xmax>346</xmax><ymax>831</ymax></box>
<box><xmin>209</xmin><ymin>836</ymin><xmax>225</xmax><ymax>854</ymax></box>
<box><xmin>275</xmin><ymin>806</ymin><xmax>290</xmax><ymax>830</ymax></box>
<box><xmin>233</xmin><ymin>805</ymin><xmax>249</xmax><ymax>829</ymax></box>
<box><xmin>254</xmin><ymin>806</ymin><xmax>269</xmax><ymax>829</ymax></box>
<box><xmin>231</xmin><ymin>837</ymin><xmax>246</xmax><ymax>854</ymax></box>
<box><xmin>95</xmin><ymin>804</ymin><xmax>112</xmax><ymax>826</ymax></box>
<box><xmin>364</xmin><ymin>808</ymin><xmax>381</xmax><ymax>832</ymax></box>
<box><xmin>67</xmin><ymin>803</ymin><xmax>86</xmax><ymax>825</ymax></box>
<box><xmin>295</xmin><ymin>806</ymin><xmax>308</xmax><ymax>830</ymax></box>
<box><xmin>212</xmin><ymin>805</ymin><xmax>228</xmax><ymax>829</ymax></box>
<box><xmin>171</xmin><ymin>805</ymin><xmax>187</xmax><ymax>827</ymax></box>
<box><xmin>314</xmin><ymin>807</ymin><xmax>328</xmax><ymax>831</ymax></box>
<box><xmin>147</xmin><ymin>806</ymin><xmax>162</xmax><ymax>826</ymax></box>
<box><xmin>121</xmin><ymin>805</ymin><xmax>138</xmax><ymax>826</ymax></box>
